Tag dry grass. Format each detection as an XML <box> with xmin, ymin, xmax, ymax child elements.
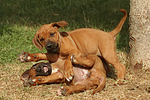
<box><xmin>0</xmin><ymin>53</ymin><xmax>150</xmax><ymax>100</ymax></box>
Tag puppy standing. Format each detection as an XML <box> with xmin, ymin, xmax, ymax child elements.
<box><xmin>18</xmin><ymin>9</ymin><xmax>127</xmax><ymax>82</ymax></box>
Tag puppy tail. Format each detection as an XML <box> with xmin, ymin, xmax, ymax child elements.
<box><xmin>109</xmin><ymin>9</ymin><xmax>127</xmax><ymax>37</ymax></box>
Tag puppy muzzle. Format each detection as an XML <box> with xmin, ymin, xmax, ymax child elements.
<box><xmin>45</xmin><ymin>41</ymin><xmax>59</xmax><ymax>53</ymax></box>
<box><xmin>35</xmin><ymin>63</ymin><xmax>52</xmax><ymax>76</ymax></box>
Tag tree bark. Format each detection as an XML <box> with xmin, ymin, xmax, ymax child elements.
<box><xmin>129</xmin><ymin>0</ymin><xmax>150</xmax><ymax>69</ymax></box>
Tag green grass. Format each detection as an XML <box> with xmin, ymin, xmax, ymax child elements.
<box><xmin>0</xmin><ymin>0</ymin><xmax>129</xmax><ymax>64</ymax></box>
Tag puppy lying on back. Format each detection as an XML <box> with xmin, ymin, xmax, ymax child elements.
<box><xmin>21</xmin><ymin>54</ymin><xmax>110</xmax><ymax>95</ymax></box>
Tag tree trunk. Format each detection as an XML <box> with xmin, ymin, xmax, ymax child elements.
<box><xmin>129</xmin><ymin>0</ymin><xmax>150</xmax><ymax>69</ymax></box>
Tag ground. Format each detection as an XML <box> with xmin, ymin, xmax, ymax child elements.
<box><xmin>0</xmin><ymin>52</ymin><xmax>150</xmax><ymax>100</ymax></box>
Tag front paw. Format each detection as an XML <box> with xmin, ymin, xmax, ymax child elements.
<box><xmin>23</xmin><ymin>78</ymin><xmax>40</xmax><ymax>87</ymax></box>
<box><xmin>70</xmin><ymin>54</ymin><xmax>76</xmax><ymax>63</ymax></box>
<box><xmin>18</xmin><ymin>52</ymin><xmax>36</xmax><ymax>62</ymax></box>
<box><xmin>17</xmin><ymin>52</ymin><xmax>30</xmax><ymax>62</ymax></box>
<box><xmin>22</xmin><ymin>78</ymin><xmax>35</xmax><ymax>87</ymax></box>
<box><xmin>64</xmin><ymin>69</ymin><xmax>74</xmax><ymax>82</ymax></box>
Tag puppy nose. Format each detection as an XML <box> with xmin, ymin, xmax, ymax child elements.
<box><xmin>47</xmin><ymin>43</ymin><xmax>52</xmax><ymax>48</ymax></box>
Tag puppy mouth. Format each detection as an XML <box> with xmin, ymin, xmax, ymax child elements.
<box><xmin>51</xmin><ymin>44</ymin><xmax>59</xmax><ymax>52</ymax></box>
<box><xmin>43</xmin><ymin>66</ymin><xmax>49</xmax><ymax>73</ymax></box>
<box><xmin>35</xmin><ymin>63</ymin><xmax>52</xmax><ymax>76</ymax></box>
<box><xmin>47</xmin><ymin>43</ymin><xmax>59</xmax><ymax>53</ymax></box>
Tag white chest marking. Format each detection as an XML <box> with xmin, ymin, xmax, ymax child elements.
<box><xmin>52</xmin><ymin>68</ymin><xmax>59</xmax><ymax>74</ymax></box>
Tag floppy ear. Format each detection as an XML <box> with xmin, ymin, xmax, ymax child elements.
<box><xmin>21</xmin><ymin>69</ymin><xmax>31</xmax><ymax>81</ymax></box>
<box><xmin>52</xmin><ymin>21</ymin><xmax>68</xmax><ymax>28</ymax></box>
<box><xmin>60</xmin><ymin>32</ymin><xmax>69</xmax><ymax>37</ymax></box>
<box><xmin>32</xmin><ymin>34</ymin><xmax>43</xmax><ymax>50</ymax></box>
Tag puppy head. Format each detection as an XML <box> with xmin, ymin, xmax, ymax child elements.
<box><xmin>32</xmin><ymin>21</ymin><xmax>69</xmax><ymax>53</ymax></box>
<box><xmin>20</xmin><ymin>62</ymin><xmax>52</xmax><ymax>87</ymax></box>
<box><xmin>31</xmin><ymin>62</ymin><xmax>52</xmax><ymax>76</ymax></box>
<box><xmin>21</xmin><ymin>62</ymin><xmax>52</xmax><ymax>80</ymax></box>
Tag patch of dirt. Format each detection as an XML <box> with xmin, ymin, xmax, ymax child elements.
<box><xmin>0</xmin><ymin>61</ymin><xmax>150</xmax><ymax>100</ymax></box>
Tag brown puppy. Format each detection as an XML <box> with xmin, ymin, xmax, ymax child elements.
<box><xmin>21</xmin><ymin>55</ymin><xmax>109</xmax><ymax>95</ymax></box>
<box><xmin>18</xmin><ymin>9</ymin><xmax>127</xmax><ymax>82</ymax></box>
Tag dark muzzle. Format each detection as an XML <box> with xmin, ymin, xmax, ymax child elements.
<box><xmin>35</xmin><ymin>62</ymin><xmax>52</xmax><ymax>76</ymax></box>
<box><xmin>45</xmin><ymin>41</ymin><xmax>59</xmax><ymax>53</ymax></box>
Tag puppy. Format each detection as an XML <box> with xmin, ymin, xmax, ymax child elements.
<box><xmin>21</xmin><ymin>55</ymin><xmax>109</xmax><ymax>95</ymax></box>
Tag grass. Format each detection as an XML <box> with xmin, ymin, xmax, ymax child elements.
<box><xmin>1</xmin><ymin>62</ymin><xmax>150</xmax><ymax>100</ymax></box>
<box><xmin>0</xmin><ymin>0</ymin><xmax>129</xmax><ymax>64</ymax></box>
<box><xmin>1</xmin><ymin>1</ymin><xmax>150</xmax><ymax>100</ymax></box>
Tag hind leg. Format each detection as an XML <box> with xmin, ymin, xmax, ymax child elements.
<box><xmin>57</xmin><ymin>84</ymin><xmax>86</xmax><ymax>96</ymax></box>
<box><xmin>103</xmin><ymin>52</ymin><xmax>126</xmax><ymax>79</ymax></box>
<box><xmin>100</xmin><ymin>40</ymin><xmax>126</xmax><ymax>80</ymax></box>
<box><xmin>100</xmin><ymin>57</ymin><xmax>111</xmax><ymax>74</ymax></box>
<box><xmin>58</xmin><ymin>77</ymin><xmax>105</xmax><ymax>95</ymax></box>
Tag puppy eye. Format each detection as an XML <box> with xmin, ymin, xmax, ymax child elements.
<box><xmin>50</xmin><ymin>33</ymin><xmax>55</xmax><ymax>37</ymax></box>
<box><xmin>40</xmin><ymin>38</ymin><xmax>44</xmax><ymax>41</ymax></box>
<box><xmin>33</xmin><ymin>65</ymin><xmax>36</xmax><ymax>69</ymax></box>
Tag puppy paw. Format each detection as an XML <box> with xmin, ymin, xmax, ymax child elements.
<box><xmin>23</xmin><ymin>78</ymin><xmax>36</xmax><ymax>87</ymax></box>
<box><xmin>56</xmin><ymin>86</ymin><xmax>71</xmax><ymax>96</ymax></box>
<box><xmin>61</xmin><ymin>89</ymin><xmax>67</xmax><ymax>96</ymax></box>
<box><xmin>64</xmin><ymin>64</ymin><xmax>74</xmax><ymax>82</ymax></box>
<box><xmin>70</xmin><ymin>54</ymin><xmax>77</xmax><ymax>63</ymax></box>
<box><xmin>22</xmin><ymin>78</ymin><xmax>31</xmax><ymax>87</ymax></box>
<box><xmin>65</xmin><ymin>70</ymin><xmax>74</xmax><ymax>82</ymax></box>
<box><xmin>28</xmin><ymin>78</ymin><xmax>35</xmax><ymax>85</ymax></box>
<box><xmin>56</xmin><ymin>89</ymin><xmax>62</xmax><ymax>96</ymax></box>
<box><xmin>114</xmin><ymin>79</ymin><xmax>127</xmax><ymax>85</ymax></box>
<box><xmin>17</xmin><ymin>52</ymin><xmax>30</xmax><ymax>62</ymax></box>
<box><xmin>66</xmin><ymin>76</ymin><xmax>74</xmax><ymax>82</ymax></box>
<box><xmin>17</xmin><ymin>52</ymin><xmax>37</xmax><ymax>62</ymax></box>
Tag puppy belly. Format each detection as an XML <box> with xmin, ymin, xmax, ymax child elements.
<box><xmin>73</xmin><ymin>67</ymin><xmax>89</xmax><ymax>82</ymax></box>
